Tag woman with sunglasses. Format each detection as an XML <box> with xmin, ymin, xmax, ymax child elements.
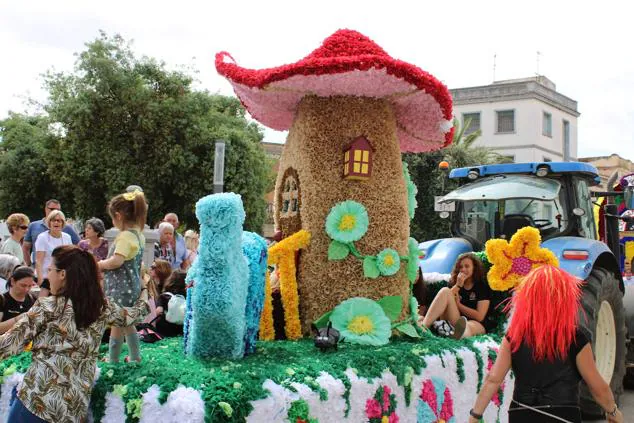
<box><xmin>0</xmin><ymin>245</ymin><xmax>149</xmax><ymax>423</ymax></box>
<box><xmin>1</xmin><ymin>213</ymin><xmax>30</xmax><ymax>264</ymax></box>
<box><xmin>34</xmin><ymin>210</ymin><xmax>72</xmax><ymax>297</ymax></box>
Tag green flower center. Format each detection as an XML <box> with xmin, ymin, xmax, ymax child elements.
<box><xmin>383</xmin><ymin>254</ymin><xmax>395</xmax><ymax>266</ymax></box>
<box><xmin>338</xmin><ymin>214</ymin><xmax>356</xmax><ymax>231</ymax></box>
<box><xmin>348</xmin><ymin>315</ymin><xmax>374</xmax><ymax>334</ymax></box>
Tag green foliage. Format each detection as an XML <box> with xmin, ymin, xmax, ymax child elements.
<box><xmin>443</xmin><ymin>117</ymin><xmax>513</xmax><ymax>169</ymax></box>
<box><xmin>0</xmin><ymin>32</ymin><xmax>271</xmax><ymax>232</ymax></box>
<box><xmin>402</xmin><ymin>151</ymin><xmax>450</xmax><ymax>242</ymax></box>
<box><xmin>0</xmin><ymin>114</ymin><xmax>61</xmax><ymax>219</ymax></box>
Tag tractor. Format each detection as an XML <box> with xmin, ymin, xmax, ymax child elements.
<box><xmin>420</xmin><ymin>161</ymin><xmax>634</xmax><ymax>416</ymax></box>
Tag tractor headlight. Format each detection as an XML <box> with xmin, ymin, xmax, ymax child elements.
<box><xmin>536</xmin><ymin>165</ymin><xmax>549</xmax><ymax>177</ymax></box>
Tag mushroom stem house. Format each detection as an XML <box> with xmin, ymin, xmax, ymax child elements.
<box><xmin>216</xmin><ymin>30</ymin><xmax>454</xmax><ymax>333</ymax></box>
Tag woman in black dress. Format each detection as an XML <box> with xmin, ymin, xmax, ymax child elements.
<box><xmin>468</xmin><ymin>265</ymin><xmax>623</xmax><ymax>423</ymax></box>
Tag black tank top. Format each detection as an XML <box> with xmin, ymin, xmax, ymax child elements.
<box><xmin>509</xmin><ymin>327</ymin><xmax>590</xmax><ymax>406</ymax></box>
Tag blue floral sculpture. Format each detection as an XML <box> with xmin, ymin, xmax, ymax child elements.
<box><xmin>241</xmin><ymin>231</ymin><xmax>268</xmax><ymax>355</ymax></box>
<box><xmin>184</xmin><ymin>193</ymin><xmax>250</xmax><ymax>359</ymax></box>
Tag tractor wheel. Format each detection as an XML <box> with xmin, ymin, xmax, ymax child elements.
<box><xmin>579</xmin><ymin>268</ymin><xmax>626</xmax><ymax>417</ymax></box>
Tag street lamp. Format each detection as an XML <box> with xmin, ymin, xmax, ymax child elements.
<box><xmin>214</xmin><ymin>140</ymin><xmax>226</xmax><ymax>194</ymax></box>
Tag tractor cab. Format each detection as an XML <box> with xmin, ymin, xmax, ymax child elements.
<box><xmin>437</xmin><ymin>162</ymin><xmax>599</xmax><ymax>251</ymax></box>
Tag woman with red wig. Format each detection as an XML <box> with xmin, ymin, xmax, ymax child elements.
<box><xmin>468</xmin><ymin>265</ymin><xmax>623</xmax><ymax>423</ymax></box>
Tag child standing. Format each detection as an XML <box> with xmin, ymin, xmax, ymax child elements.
<box><xmin>98</xmin><ymin>189</ymin><xmax>148</xmax><ymax>363</ymax></box>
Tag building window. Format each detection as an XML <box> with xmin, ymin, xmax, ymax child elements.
<box><xmin>496</xmin><ymin>110</ymin><xmax>515</xmax><ymax>133</ymax></box>
<box><xmin>462</xmin><ymin>112</ymin><xmax>481</xmax><ymax>135</ymax></box>
<box><xmin>504</xmin><ymin>155</ymin><xmax>515</xmax><ymax>163</ymax></box>
<box><xmin>563</xmin><ymin>120</ymin><xmax>570</xmax><ymax>161</ymax></box>
<box><xmin>543</xmin><ymin>157</ymin><xmax>552</xmax><ymax>162</ymax></box>
<box><xmin>542</xmin><ymin>112</ymin><xmax>552</xmax><ymax>137</ymax></box>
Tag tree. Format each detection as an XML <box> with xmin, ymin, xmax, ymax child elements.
<box><xmin>442</xmin><ymin>117</ymin><xmax>511</xmax><ymax>169</ymax></box>
<box><xmin>403</xmin><ymin>151</ymin><xmax>450</xmax><ymax>242</ymax></box>
<box><xmin>0</xmin><ymin>114</ymin><xmax>61</xmax><ymax>219</ymax></box>
<box><xmin>40</xmin><ymin>32</ymin><xmax>271</xmax><ymax>232</ymax></box>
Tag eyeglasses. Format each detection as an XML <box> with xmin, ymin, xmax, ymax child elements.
<box><xmin>47</xmin><ymin>267</ymin><xmax>62</xmax><ymax>273</ymax></box>
<box><xmin>18</xmin><ymin>225</ymin><xmax>28</xmax><ymax>230</ymax></box>
<box><xmin>50</xmin><ymin>219</ymin><xmax>64</xmax><ymax>223</ymax></box>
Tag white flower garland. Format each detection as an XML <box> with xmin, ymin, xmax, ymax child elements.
<box><xmin>1</xmin><ymin>339</ymin><xmax>513</xmax><ymax>422</ymax></box>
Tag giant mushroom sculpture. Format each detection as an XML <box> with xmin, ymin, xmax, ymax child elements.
<box><xmin>217</xmin><ymin>29</ymin><xmax>453</xmax><ymax>334</ymax></box>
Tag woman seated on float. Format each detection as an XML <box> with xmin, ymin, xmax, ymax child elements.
<box><xmin>420</xmin><ymin>253</ymin><xmax>491</xmax><ymax>339</ymax></box>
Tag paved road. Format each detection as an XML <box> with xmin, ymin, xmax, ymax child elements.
<box><xmin>582</xmin><ymin>388</ymin><xmax>634</xmax><ymax>422</ymax></box>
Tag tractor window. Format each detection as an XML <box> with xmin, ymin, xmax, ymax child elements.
<box><xmin>574</xmin><ymin>177</ymin><xmax>597</xmax><ymax>239</ymax></box>
<box><xmin>457</xmin><ymin>189</ymin><xmax>568</xmax><ymax>244</ymax></box>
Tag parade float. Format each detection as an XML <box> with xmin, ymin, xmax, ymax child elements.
<box><xmin>0</xmin><ymin>30</ymin><xmax>520</xmax><ymax>422</ymax></box>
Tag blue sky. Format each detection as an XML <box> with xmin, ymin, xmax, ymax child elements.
<box><xmin>1</xmin><ymin>0</ymin><xmax>633</xmax><ymax>160</ymax></box>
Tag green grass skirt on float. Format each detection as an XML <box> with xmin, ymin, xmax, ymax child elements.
<box><xmin>0</xmin><ymin>331</ymin><xmax>515</xmax><ymax>423</ymax></box>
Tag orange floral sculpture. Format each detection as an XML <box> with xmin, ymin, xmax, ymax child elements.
<box><xmin>267</xmin><ymin>230</ymin><xmax>311</xmax><ymax>339</ymax></box>
<box><xmin>485</xmin><ymin>227</ymin><xmax>559</xmax><ymax>291</ymax></box>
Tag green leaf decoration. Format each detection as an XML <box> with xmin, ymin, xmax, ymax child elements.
<box><xmin>395</xmin><ymin>322</ymin><xmax>420</xmax><ymax>338</ymax></box>
<box><xmin>406</xmin><ymin>257</ymin><xmax>419</xmax><ymax>283</ymax></box>
<box><xmin>377</xmin><ymin>296</ymin><xmax>403</xmax><ymax>322</ymax></box>
<box><xmin>328</xmin><ymin>240</ymin><xmax>350</xmax><ymax>260</ymax></box>
<box><xmin>363</xmin><ymin>256</ymin><xmax>380</xmax><ymax>279</ymax></box>
<box><xmin>313</xmin><ymin>310</ymin><xmax>333</xmax><ymax>329</ymax></box>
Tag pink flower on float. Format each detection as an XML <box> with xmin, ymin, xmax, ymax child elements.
<box><xmin>439</xmin><ymin>386</ymin><xmax>454</xmax><ymax>421</ymax></box>
<box><xmin>382</xmin><ymin>386</ymin><xmax>392</xmax><ymax>412</ymax></box>
<box><xmin>388</xmin><ymin>412</ymin><xmax>399</xmax><ymax>423</ymax></box>
<box><xmin>365</xmin><ymin>398</ymin><xmax>382</xmax><ymax>418</ymax></box>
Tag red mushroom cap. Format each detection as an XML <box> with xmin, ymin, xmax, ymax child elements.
<box><xmin>216</xmin><ymin>29</ymin><xmax>454</xmax><ymax>153</ymax></box>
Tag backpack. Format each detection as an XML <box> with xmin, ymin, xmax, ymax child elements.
<box><xmin>137</xmin><ymin>316</ymin><xmax>163</xmax><ymax>343</ymax></box>
<box><xmin>164</xmin><ymin>293</ymin><xmax>186</xmax><ymax>325</ymax></box>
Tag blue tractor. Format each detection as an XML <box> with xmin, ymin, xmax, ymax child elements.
<box><xmin>420</xmin><ymin>161</ymin><xmax>634</xmax><ymax>416</ymax></box>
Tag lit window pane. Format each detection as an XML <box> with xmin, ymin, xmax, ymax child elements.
<box><xmin>344</xmin><ymin>164</ymin><xmax>349</xmax><ymax>175</ymax></box>
<box><xmin>361</xmin><ymin>163</ymin><xmax>368</xmax><ymax>174</ymax></box>
<box><xmin>362</xmin><ymin>150</ymin><xmax>369</xmax><ymax>162</ymax></box>
<box><xmin>354</xmin><ymin>150</ymin><xmax>361</xmax><ymax>161</ymax></box>
<box><xmin>345</xmin><ymin>151</ymin><xmax>349</xmax><ymax>162</ymax></box>
<box><xmin>353</xmin><ymin>162</ymin><xmax>361</xmax><ymax>173</ymax></box>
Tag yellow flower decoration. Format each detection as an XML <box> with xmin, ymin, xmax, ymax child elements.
<box><xmin>123</xmin><ymin>189</ymin><xmax>143</xmax><ymax>201</ymax></box>
<box><xmin>268</xmin><ymin>230</ymin><xmax>311</xmax><ymax>339</ymax></box>
<box><xmin>485</xmin><ymin>226</ymin><xmax>559</xmax><ymax>291</ymax></box>
<box><xmin>259</xmin><ymin>270</ymin><xmax>275</xmax><ymax>341</ymax></box>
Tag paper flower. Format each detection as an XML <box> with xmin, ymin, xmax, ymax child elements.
<box><xmin>325</xmin><ymin>201</ymin><xmax>369</xmax><ymax>243</ymax></box>
<box><xmin>377</xmin><ymin>249</ymin><xmax>401</xmax><ymax>276</ymax></box>
<box><xmin>485</xmin><ymin>227</ymin><xmax>559</xmax><ymax>291</ymax></box>
<box><xmin>366</xmin><ymin>385</ymin><xmax>399</xmax><ymax>423</ymax></box>
<box><xmin>417</xmin><ymin>377</ymin><xmax>455</xmax><ymax>423</ymax></box>
<box><xmin>330</xmin><ymin>298</ymin><xmax>391</xmax><ymax>346</ymax></box>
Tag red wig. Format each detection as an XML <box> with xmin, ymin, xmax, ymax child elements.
<box><xmin>505</xmin><ymin>265</ymin><xmax>583</xmax><ymax>362</ymax></box>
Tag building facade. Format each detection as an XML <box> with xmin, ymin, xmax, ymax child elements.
<box><xmin>451</xmin><ymin>76</ymin><xmax>580</xmax><ymax>163</ymax></box>
<box><xmin>579</xmin><ymin>154</ymin><xmax>634</xmax><ymax>191</ymax></box>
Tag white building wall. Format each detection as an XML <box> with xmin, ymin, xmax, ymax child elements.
<box><xmin>454</xmin><ymin>98</ymin><xmax>578</xmax><ymax>164</ymax></box>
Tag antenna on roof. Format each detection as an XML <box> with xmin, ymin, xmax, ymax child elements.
<box><xmin>493</xmin><ymin>53</ymin><xmax>497</xmax><ymax>82</ymax></box>
<box><xmin>536</xmin><ymin>51</ymin><xmax>542</xmax><ymax>76</ymax></box>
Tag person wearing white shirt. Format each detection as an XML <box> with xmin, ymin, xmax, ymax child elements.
<box><xmin>35</xmin><ymin>210</ymin><xmax>72</xmax><ymax>297</ymax></box>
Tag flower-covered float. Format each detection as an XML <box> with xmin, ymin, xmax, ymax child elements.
<box><xmin>0</xmin><ymin>30</ymin><xmax>538</xmax><ymax>422</ymax></box>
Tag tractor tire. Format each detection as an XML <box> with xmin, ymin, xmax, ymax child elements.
<box><xmin>579</xmin><ymin>268</ymin><xmax>626</xmax><ymax>418</ymax></box>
